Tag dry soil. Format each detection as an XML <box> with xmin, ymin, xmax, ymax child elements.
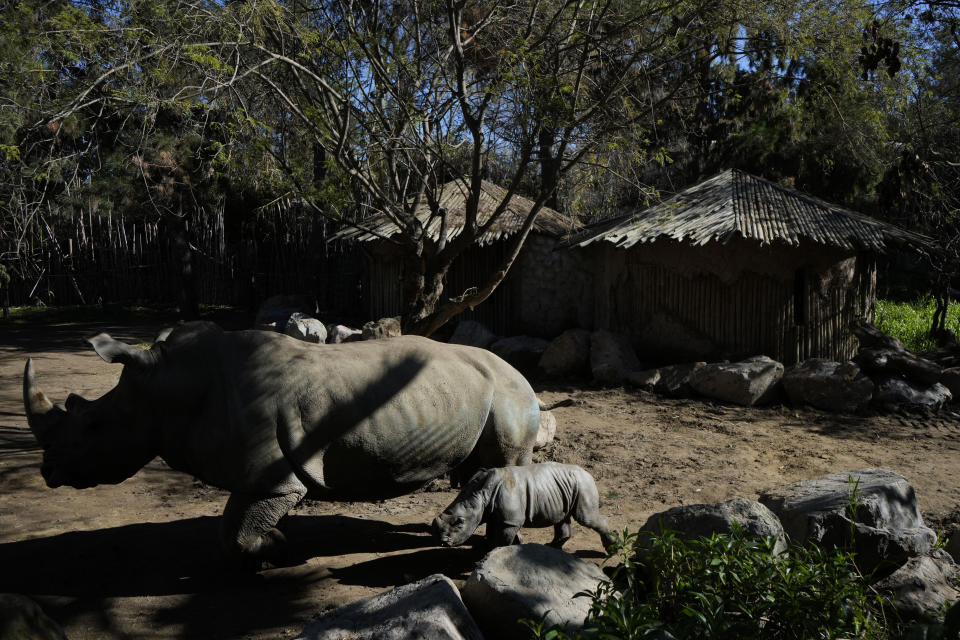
<box><xmin>1</xmin><ymin>319</ymin><xmax>958</xmax><ymax>639</ymax></box>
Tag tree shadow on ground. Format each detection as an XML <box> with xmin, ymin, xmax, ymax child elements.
<box><xmin>0</xmin><ymin>513</ymin><xmax>454</xmax><ymax>639</ymax></box>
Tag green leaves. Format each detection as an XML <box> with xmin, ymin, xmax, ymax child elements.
<box><xmin>526</xmin><ymin>527</ymin><xmax>885</xmax><ymax>640</ymax></box>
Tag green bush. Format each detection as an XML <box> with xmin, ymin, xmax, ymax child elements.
<box><xmin>524</xmin><ymin>528</ymin><xmax>885</xmax><ymax>640</ymax></box>
<box><xmin>874</xmin><ymin>297</ymin><xmax>960</xmax><ymax>354</ymax></box>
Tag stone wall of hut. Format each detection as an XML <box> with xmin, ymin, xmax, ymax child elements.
<box><xmin>591</xmin><ymin>237</ymin><xmax>876</xmax><ymax>365</ymax></box>
<box><xmin>511</xmin><ymin>234</ymin><xmax>595</xmax><ymax>338</ymax></box>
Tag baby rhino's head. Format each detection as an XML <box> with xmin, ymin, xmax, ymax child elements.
<box><xmin>432</xmin><ymin>470</ymin><xmax>491</xmax><ymax>546</ymax></box>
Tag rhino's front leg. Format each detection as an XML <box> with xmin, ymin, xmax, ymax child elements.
<box><xmin>550</xmin><ymin>517</ymin><xmax>573</xmax><ymax>549</ymax></box>
<box><xmin>486</xmin><ymin>521</ymin><xmax>522</xmax><ymax>548</ymax></box>
<box><xmin>220</xmin><ymin>490</ymin><xmax>305</xmax><ymax>566</ymax></box>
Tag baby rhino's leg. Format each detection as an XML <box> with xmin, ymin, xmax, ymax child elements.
<box><xmin>550</xmin><ymin>516</ymin><xmax>573</xmax><ymax>548</ymax></box>
<box><xmin>486</xmin><ymin>521</ymin><xmax>522</xmax><ymax>548</ymax></box>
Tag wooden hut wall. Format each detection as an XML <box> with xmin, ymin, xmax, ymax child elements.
<box><xmin>445</xmin><ymin>242</ymin><xmax>516</xmax><ymax>335</ymax></box>
<box><xmin>593</xmin><ymin>238</ymin><xmax>876</xmax><ymax>365</ymax></box>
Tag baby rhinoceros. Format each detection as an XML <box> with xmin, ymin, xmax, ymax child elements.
<box><xmin>432</xmin><ymin>462</ymin><xmax>616</xmax><ymax>550</ymax></box>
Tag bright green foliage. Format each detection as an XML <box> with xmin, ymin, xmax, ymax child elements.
<box><xmin>525</xmin><ymin>528</ymin><xmax>884</xmax><ymax>640</ymax></box>
<box><xmin>875</xmin><ymin>298</ymin><xmax>960</xmax><ymax>354</ymax></box>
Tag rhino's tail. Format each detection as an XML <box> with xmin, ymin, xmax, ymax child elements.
<box><xmin>538</xmin><ymin>398</ymin><xmax>574</xmax><ymax>411</ymax></box>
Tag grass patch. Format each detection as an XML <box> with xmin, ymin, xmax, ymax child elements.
<box><xmin>874</xmin><ymin>297</ymin><xmax>960</xmax><ymax>354</ymax></box>
<box><xmin>2</xmin><ymin>303</ymin><xmax>247</xmax><ymax>327</ymax></box>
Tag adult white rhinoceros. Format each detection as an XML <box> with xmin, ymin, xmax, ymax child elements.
<box><xmin>23</xmin><ymin>321</ymin><xmax>541</xmax><ymax>564</ymax></box>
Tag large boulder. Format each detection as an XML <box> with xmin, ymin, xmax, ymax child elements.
<box><xmin>759</xmin><ymin>469</ymin><xmax>937</xmax><ymax>574</ymax></box>
<box><xmin>687</xmin><ymin>356</ymin><xmax>784</xmax><ymax>407</ymax></box>
<box><xmin>449</xmin><ymin>320</ymin><xmax>497</xmax><ymax>349</ymax></box>
<box><xmin>461</xmin><ymin>544</ymin><xmax>610</xmax><ymax>640</ymax></box>
<box><xmin>284</xmin><ymin>312</ymin><xmax>327</xmax><ymax>344</ymax></box>
<box><xmin>327</xmin><ymin>324</ymin><xmax>362</xmax><ymax>344</ymax></box>
<box><xmin>782</xmin><ymin>359</ymin><xmax>875</xmax><ymax>414</ymax></box>
<box><xmin>639</xmin><ymin>497</ymin><xmax>788</xmax><ymax>556</ymax></box>
<box><xmin>539</xmin><ymin>329</ymin><xmax>592</xmax><ymax>378</ymax></box>
<box><xmin>872</xmin><ymin>376</ymin><xmax>952</xmax><ymax>412</ymax></box>
<box><xmin>362</xmin><ymin>317</ymin><xmax>402</xmax><ymax>340</ymax></box>
<box><xmin>653</xmin><ymin>362</ymin><xmax>707</xmax><ymax>398</ymax></box>
<box><xmin>590</xmin><ymin>330</ymin><xmax>642</xmax><ymax>384</ymax></box>
<box><xmin>490</xmin><ymin>336</ymin><xmax>550</xmax><ymax>373</ymax></box>
<box><xmin>0</xmin><ymin>594</ymin><xmax>68</xmax><ymax>640</ymax></box>
<box><xmin>873</xmin><ymin>549</ymin><xmax>960</xmax><ymax>621</ymax></box>
<box><xmin>856</xmin><ymin>347</ymin><xmax>943</xmax><ymax>387</ymax></box>
<box><xmin>295</xmin><ymin>574</ymin><xmax>484</xmax><ymax>640</ymax></box>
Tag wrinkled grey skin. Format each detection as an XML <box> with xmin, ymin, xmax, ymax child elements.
<box><xmin>433</xmin><ymin>462</ymin><xmax>615</xmax><ymax>550</ymax></box>
<box><xmin>23</xmin><ymin>322</ymin><xmax>540</xmax><ymax>564</ymax></box>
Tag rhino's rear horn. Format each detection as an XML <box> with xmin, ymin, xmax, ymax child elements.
<box><xmin>23</xmin><ymin>359</ymin><xmax>55</xmax><ymax>444</ymax></box>
<box><xmin>88</xmin><ymin>333</ymin><xmax>155</xmax><ymax>367</ymax></box>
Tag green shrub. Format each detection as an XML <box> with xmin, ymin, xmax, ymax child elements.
<box><xmin>874</xmin><ymin>297</ymin><xmax>960</xmax><ymax>354</ymax></box>
<box><xmin>524</xmin><ymin>528</ymin><xmax>885</xmax><ymax>640</ymax></box>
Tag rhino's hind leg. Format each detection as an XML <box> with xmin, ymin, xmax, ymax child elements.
<box><xmin>220</xmin><ymin>490</ymin><xmax>305</xmax><ymax>567</ymax></box>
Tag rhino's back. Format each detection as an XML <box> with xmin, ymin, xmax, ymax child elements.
<box><xmin>494</xmin><ymin>463</ymin><xmax>588</xmax><ymax>526</ymax></box>
<box><xmin>232</xmin><ymin>334</ymin><xmax>539</xmax><ymax>498</ymax></box>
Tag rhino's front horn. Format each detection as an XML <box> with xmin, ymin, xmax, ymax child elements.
<box><xmin>23</xmin><ymin>359</ymin><xmax>55</xmax><ymax>444</ymax></box>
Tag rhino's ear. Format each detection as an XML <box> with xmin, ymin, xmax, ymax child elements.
<box><xmin>154</xmin><ymin>327</ymin><xmax>174</xmax><ymax>344</ymax></box>
<box><xmin>87</xmin><ymin>333</ymin><xmax>155</xmax><ymax>368</ymax></box>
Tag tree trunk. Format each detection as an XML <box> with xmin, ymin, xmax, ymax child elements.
<box><xmin>538</xmin><ymin>127</ymin><xmax>561</xmax><ymax>211</ymax></box>
<box><xmin>400</xmin><ymin>253</ymin><xmax>449</xmax><ymax>334</ymax></box>
<box><xmin>171</xmin><ymin>217</ymin><xmax>200</xmax><ymax>321</ymax></box>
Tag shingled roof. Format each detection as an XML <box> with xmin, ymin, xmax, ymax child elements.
<box><xmin>331</xmin><ymin>179</ymin><xmax>576</xmax><ymax>246</ymax></box>
<box><xmin>566</xmin><ymin>169</ymin><xmax>932</xmax><ymax>253</ymax></box>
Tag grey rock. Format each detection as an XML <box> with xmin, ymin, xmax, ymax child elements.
<box><xmin>654</xmin><ymin>362</ymin><xmax>707</xmax><ymax>398</ymax></box>
<box><xmin>327</xmin><ymin>324</ymin><xmax>362</xmax><ymax>344</ymax></box>
<box><xmin>639</xmin><ymin>497</ymin><xmax>788</xmax><ymax>555</ymax></box>
<box><xmin>782</xmin><ymin>359</ymin><xmax>874</xmax><ymax>414</ymax></box>
<box><xmin>254</xmin><ymin>294</ymin><xmax>316</xmax><ymax>330</ymax></box>
<box><xmin>461</xmin><ymin>544</ymin><xmax>610</xmax><ymax>640</ymax></box>
<box><xmin>625</xmin><ymin>368</ymin><xmax>660</xmax><ymax>391</ymax></box>
<box><xmin>285</xmin><ymin>312</ymin><xmax>327</xmax><ymax>344</ymax></box>
<box><xmin>856</xmin><ymin>347</ymin><xmax>943</xmax><ymax>387</ymax></box>
<box><xmin>539</xmin><ymin>329</ymin><xmax>592</xmax><ymax>377</ymax></box>
<box><xmin>362</xmin><ymin>317</ymin><xmax>402</xmax><ymax>340</ymax></box>
<box><xmin>296</xmin><ymin>574</ymin><xmax>484</xmax><ymax>640</ymax></box>
<box><xmin>535</xmin><ymin>408</ymin><xmax>557</xmax><ymax>450</ymax></box>
<box><xmin>590</xmin><ymin>330</ymin><xmax>642</xmax><ymax>384</ymax></box>
<box><xmin>759</xmin><ymin>469</ymin><xmax>937</xmax><ymax>574</ymax></box>
<box><xmin>449</xmin><ymin>320</ymin><xmax>497</xmax><ymax>349</ymax></box>
<box><xmin>873</xmin><ymin>549</ymin><xmax>960</xmax><ymax>621</ymax></box>
<box><xmin>688</xmin><ymin>356</ymin><xmax>784</xmax><ymax>406</ymax></box>
<box><xmin>0</xmin><ymin>594</ymin><xmax>68</xmax><ymax>640</ymax></box>
<box><xmin>490</xmin><ymin>336</ymin><xmax>550</xmax><ymax>373</ymax></box>
<box><xmin>873</xmin><ymin>376</ymin><xmax>952</xmax><ymax>412</ymax></box>
<box><xmin>941</xmin><ymin>367</ymin><xmax>960</xmax><ymax>399</ymax></box>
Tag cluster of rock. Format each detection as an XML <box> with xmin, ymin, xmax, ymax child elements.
<box><xmin>293</xmin><ymin>469</ymin><xmax>958</xmax><ymax>639</ymax></box>
<box><xmin>253</xmin><ymin>295</ymin><xmax>398</xmax><ymax>344</ymax></box>
<box><xmin>448</xmin><ymin>320</ymin><xmax>959</xmax><ymax>414</ymax></box>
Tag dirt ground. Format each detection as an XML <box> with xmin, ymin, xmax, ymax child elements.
<box><xmin>1</xmin><ymin>318</ymin><xmax>959</xmax><ymax>640</ymax></box>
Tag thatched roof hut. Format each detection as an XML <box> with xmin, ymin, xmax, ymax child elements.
<box><xmin>566</xmin><ymin>169</ymin><xmax>932</xmax><ymax>364</ymax></box>
<box><xmin>331</xmin><ymin>179</ymin><xmax>582</xmax><ymax>335</ymax></box>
